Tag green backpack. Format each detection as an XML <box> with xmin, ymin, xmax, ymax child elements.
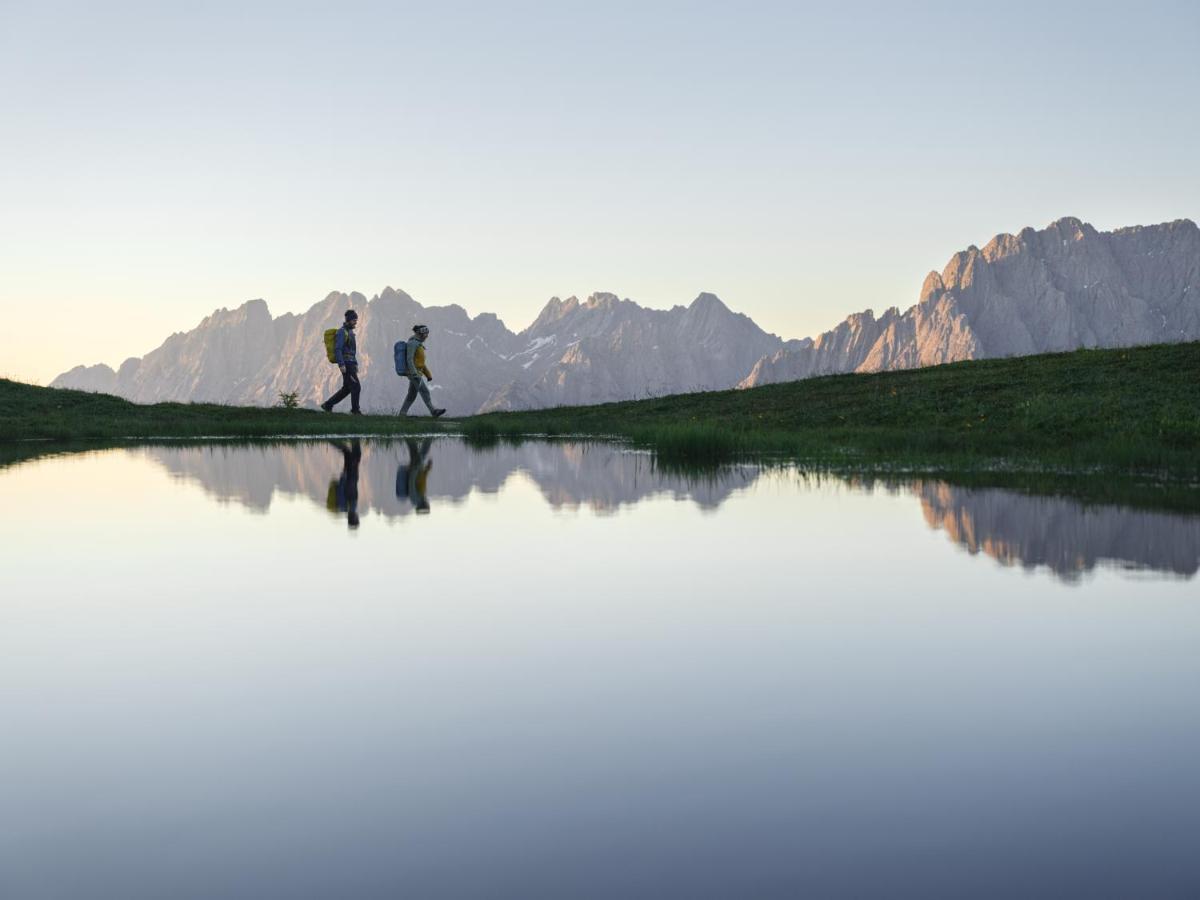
<box><xmin>323</xmin><ymin>328</ymin><xmax>339</xmax><ymax>364</ymax></box>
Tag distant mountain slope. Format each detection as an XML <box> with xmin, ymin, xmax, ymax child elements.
<box><xmin>52</xmin><ymin>216</ymin><xmax>1200</xmax><ymax>410</ymax></box>
<box><xmin>740</xmin><ymin>217</ymin><xmax>1200</xmax><ymax>387</ymax></box>
<box><xmin>53</xmin><ymin>288</ymin><xmax>525</xmax><ymax>415</ymax></box>
<box><xmin>480</xmin><ymin>292</ymin><xmax>792</xmax><ymax>411</ymax></box>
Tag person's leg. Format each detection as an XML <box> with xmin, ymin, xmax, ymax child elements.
<box><xmin>323</xmin><ymin>370</ymin><xmax>353</xmax><ymax>409</ymax></box>
<box><xmin>416</xmin><ymin>379</ymin><xmax>436</xmax><ymax>414</ymax></box>
<box><xmin>400</xmin><ymin>376</ymin><xmax>420</xmax><ymax>414</ymax></box>
<box><xmin>348</xmin><ymin>371</ymin><xmax>361</xmax><ymax>412</ymax></box>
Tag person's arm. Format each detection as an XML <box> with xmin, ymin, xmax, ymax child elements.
<box><xmin>334</xmin><ymin>328</ymin><xmax>347</xmax><ymax>369</ymax></box>
<box><xmin>405</xmin><ymin>338</ymin><xmax>417</xmax><ymax>375</ymax></box>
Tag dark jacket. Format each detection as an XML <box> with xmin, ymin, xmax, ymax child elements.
<box><xmin>334</xmin><ymin>327</ymin><xmax>358</xmax><ymax>369</ymax></box>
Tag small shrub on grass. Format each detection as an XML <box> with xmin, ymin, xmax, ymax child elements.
<box><xmin>633</xmin><ymin>424</ymin><xmax>744</xmax><ymax>466</ymax></box>
<box><xmin>461</xmin><ymin>420</ymin><xmax>500</xmax><ymax>449</ymax></box>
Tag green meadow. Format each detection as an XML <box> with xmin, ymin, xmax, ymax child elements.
<box><xmin>3</xmin><ymin>341</ymin><xmax>1198</xmax><ymax>477</ymax></box>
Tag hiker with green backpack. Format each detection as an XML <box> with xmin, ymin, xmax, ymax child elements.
<box><xmin>321</xmin><ymin>310</ymin><xmax>363</xmax><ymax>414</ymax></box>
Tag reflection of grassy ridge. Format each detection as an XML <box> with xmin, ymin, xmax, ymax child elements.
<box><xmin>644</xmin><ymin>455</ymin><xmax>1200</xmax><ymax>515</ymax></box>
<box><xmin>3</xmin><ymin>436</ymin><xmax>1198</xmax><ymax>517</ymax></box>
<box><xmin>0</xmin><ymin>380</ymin><xmax>447</xmax><ymax>441</ymax></box>
<box><xmin>0</xmin><ymin>440</ymin><xmax>109</xmax><ymax>471</ymax></box>
<box><xmin>466</xmin><ymin>342</ymin><xmax>1200</xmax><ymax>476</ymax></box>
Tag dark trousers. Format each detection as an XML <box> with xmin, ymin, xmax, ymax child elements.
<box><xmin>324</xmin><ymin>368</ymin><xmax>361</xmax><ymax>411</ymax></box>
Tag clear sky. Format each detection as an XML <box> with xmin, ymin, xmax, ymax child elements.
<box><xmin>1</xmin><ymin>0</ymin><xmax>1197</xmax><ymax>384</ymax></box>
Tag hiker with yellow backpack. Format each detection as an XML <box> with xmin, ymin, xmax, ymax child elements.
<box><xmin>321</xmin><ymin>310</ymin><xmax>363</xmax><ymax>415</ymax></box>
<box><xmin>395</xmin><ymin>324</ymin><xmax>446</xmax><ymax>418</ymax></box>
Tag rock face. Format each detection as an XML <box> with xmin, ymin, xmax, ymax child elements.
<box><xmin>52</xmin><ymin>217</ymin><xmax>1200</xmax><ymax>409</ymax></box>
<box><xmin>52</xmin><ymin>288</ymin><xmax>785</xmax><ymax>414</ymax></box>
<box><xmin>480</xmin><ymin>291</ymin><xmax>790</xmax><ymax>411</ymax></box>
<box><xmin>740</xmin><ymin>217</ymin><xmax>1200</xmax><ymax>387</ymax></box>
<box><xmin>53</xmin><ymin>363</ymin><xmax>117</xmax><ymax>395</ymax></box>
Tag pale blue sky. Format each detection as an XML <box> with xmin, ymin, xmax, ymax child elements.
<box><xmin>2</xmin><ymin>0</ymin><xmax>1197</xmax><ymax>383</ymax></box>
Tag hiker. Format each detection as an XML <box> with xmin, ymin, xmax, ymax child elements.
<box><xmin>399</xmin><ymin>324</ymin><xmax>446</xmax><ymax>418</ymax></box>
<box><xmin>322</xmin><ymin>310</ymin><xmax>362</xmax><ymax>414</ymax></box>
<box><xmin>329</xmin><ymin>439</ymin><xmax>362</xmax><ymax>528</ymax></box>
<box><xmin>395</xmin><ymin>438</ymin><xmax>433</xmax><ymax>514</ymax></box>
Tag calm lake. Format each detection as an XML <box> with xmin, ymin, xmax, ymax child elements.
<box><xmin>2</xmin><ymin>439</ymin><xmax>1198</xmax><ymax>899</ymax></box>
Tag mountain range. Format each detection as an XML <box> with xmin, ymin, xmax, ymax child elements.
<box><xmin>52</xmin><ymin>216</ymin><xmax>1200</xmax><ymax>412</ymax></box>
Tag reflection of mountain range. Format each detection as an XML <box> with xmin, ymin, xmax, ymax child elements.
<box><xmin>52</xmin><ymin>217</ymin><xmax>1200</xmax><ymax>412</ymax></box>
<box><xmin>134</xmin><ymin>440</ymin><xmax>1200</xmax><ymax>581</ymax></box>
<box><xmin>911</xmin><ymin>481</ymin><xmax>1200</xmax><ymax>581</ymax></box>
<box><xmin>139</xmin><ymin>440</ymin><xmax>760</xmax><ymax>515</ymax></box>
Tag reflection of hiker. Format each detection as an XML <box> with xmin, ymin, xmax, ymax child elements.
<box><xmin>395</xmin><ymin>438</ymin><xmax>433</xmax><ymax>514</ymax></box>
<box><xmin>322</xmin><ymin>310</ymin><xmax>363</xmax><ymax>415</ymax></box>
<box><xmin>398</xmin><ymin>324</ymin><xmax>446</xmax><ymax>418</ymax></box>
<box><xmin>330</xmin><ymin>439</ymin><xmax>362</xmax><ymax>528</ymax></box>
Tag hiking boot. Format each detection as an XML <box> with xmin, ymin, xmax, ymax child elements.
<box><xmin>432</xmin><ymin>408</ymin><xmax>447</xmax><ymax>418</ymax></box>
<box><xmin>321</xmin><ymin>402</ymin><xmax>334</xmax><ymax>413</ymax></box>
<box><xmin>351</xmin><ymin>409</ymin><xmax>364</xmax><ymax>416</ymax></box>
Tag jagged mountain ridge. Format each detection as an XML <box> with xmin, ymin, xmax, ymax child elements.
<box><xmin>53</xmin><ymin>288</ymin><xmax>787</xmax><ymax>414</ymax></box>
<box><xmin>52</xmin><ymin>216</ymin><xmax>1200</xmax><ymax>409</ymax></box>
<box><xmin>740</xmin><ymin>216</ymin><xmax>1200</xmax><ymax>386</ymax></box>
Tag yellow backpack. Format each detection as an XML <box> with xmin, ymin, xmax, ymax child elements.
<box><xmin>323</xmin><ymin>328</ymin><xmax>339</xmax><ymax>364</ymax></box>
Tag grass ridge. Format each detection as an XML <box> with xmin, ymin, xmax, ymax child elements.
<box><xmin>4</xmin><ymin>341</ymin><xmax>1198</xmax><ymax>474</ymax></box>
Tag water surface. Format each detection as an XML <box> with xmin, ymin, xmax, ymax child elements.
<box><xmin>1</xmin><ymin>439</ymin><xmax>1197</xmax><ymax>898</ymax></box>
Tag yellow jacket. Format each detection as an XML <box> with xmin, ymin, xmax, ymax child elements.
<box><xmin>408</xmin><ymin>339</ymin><xmax>433</xmax><ymax>380</ymax></box>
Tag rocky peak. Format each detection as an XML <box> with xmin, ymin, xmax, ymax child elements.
<box><xmin>920</xmin><ymin>271</ymin><xmax>945</xmax><ymax>302</ymax></box>
<box><xmin>1049</xmin><ymin>215</ymin><xmax>1086</xmax><ymax>232</ymax></box>
<box><xmin>1043</xmin><ymin>216</ymin><xmax>1098</xmax><ymax>248</ymax></box>
<box><xmin>1113</xmin><ymin>218</ymin><xmax>1199</xmax><ymax>238</ymax></box>
<box><xmin>941</xmin><ymin>246</ymin><xmax>986</xmax><ymax>291</ymax></box>
<box><xmin>981</xmin><ymin>231</ymin><xmax>1025</xmax><ymax>262</ymax></box>
<box><xmin>373</xmin><ymin>285</ymin><xmax>418</xmax><ymax>306</ymax></box>
<box><xmin>689</xmin><ymin>292</ymin><xmax>729</xmax><ymax>312</ymax></box>
<box><xmin>583</xmin><ymin>292</ymin><xmax>621</xmax><ymax>309</ymax></box>
<box><xmin>199</xmin><ymin>297</ymin><xmax>272</xmax><ymax>329</ymax></box>
<box><xmin>526</xmin><ymin>296</ymin><xmax>581</xmax><ymax>333</ymax></box>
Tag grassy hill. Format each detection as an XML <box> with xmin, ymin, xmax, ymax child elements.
<box><xmin>466</xmin><ymin>341</ymin><xmax>1200</xmax><ymax>473</ymax></box>
<box><xmin>0</xmin><ymin>381</ymin><xmax>443</xmax><ymax>441</ymax></box>
<box><xmin>3</xmin><ymin>342</ymin><xmax>1198</xmax><ymax>474</ymax></box>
